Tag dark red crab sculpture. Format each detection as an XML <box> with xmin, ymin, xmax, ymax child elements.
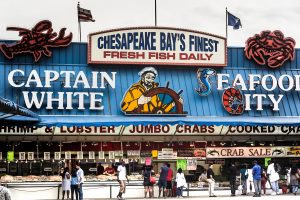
<box><xmin>0</xmin><ymin>20</ymin><xmax>72</xmax><ymax>62</ymax></box>
<box><xmin>245</xmin><ymin>30</ymin><xmax>295</xmax><ymax>68</ymax></box>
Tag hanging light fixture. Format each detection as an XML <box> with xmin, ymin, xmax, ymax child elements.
<box><xmin>126</xmin><ymin>142</ymin><xmax>130</xmax><ymax>147</ymax></box>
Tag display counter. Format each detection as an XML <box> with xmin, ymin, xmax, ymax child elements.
<box><xmin>2</xmin><ymin>180</ymin><xmax>233</xmax><ymax>200</ymax></box>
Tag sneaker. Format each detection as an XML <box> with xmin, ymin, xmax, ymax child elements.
<box><xmin>209</xmin><ymin>195</ymin><xmax>217</xmax><ymax>197</ymax></box>
<box><xmin>271</xmin><ymin>192</ymin><xmax>277</xmax><ymax>196</ymax></box>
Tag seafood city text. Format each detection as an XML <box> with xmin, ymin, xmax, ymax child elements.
<box><xmin>217</xmin><ymin>73</ymin><xmax>300</xmax><ymax>111</ymax></box>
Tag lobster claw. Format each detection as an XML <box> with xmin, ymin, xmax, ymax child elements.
<box><xmin>32</xmin><ymin>20</ymin><xmax>52</xmax><ymax>32</ymax></box>
<box><xmin>49</xmin><ymin>28</ymin><xmax>73</xmax><ymax>46</ymax></box>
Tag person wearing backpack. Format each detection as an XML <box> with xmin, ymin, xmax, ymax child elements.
<box><xmin>240</xmin><ymin>164</ymin><xmax>248</xmax><ymax>195</ymax></box>
<box><xmin>267</xmin><ymin>160</ymin><xmax>280</xmax><ymax>195</ymax></box>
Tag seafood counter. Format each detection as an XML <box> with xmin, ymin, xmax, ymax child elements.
<box><xmin>0</xmin><ymin>174</ymin><xmax>147</xmax><ymax>200</ymax></box>
<box><xmin>0</xmin><ymin>174</ymin><xmax>143</xmax><ymax>182</ymax></box>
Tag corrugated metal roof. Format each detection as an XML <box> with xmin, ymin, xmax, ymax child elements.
<box><xmin>0</xmin><ymin>42</ymin><xmax>299</xmax><ymax>121</ymax></box>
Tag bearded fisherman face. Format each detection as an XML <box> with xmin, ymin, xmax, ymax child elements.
<box><xmin>142</xmin><ymin>72</ymin><xmax>156</xmax><ymax>89</ymax></box>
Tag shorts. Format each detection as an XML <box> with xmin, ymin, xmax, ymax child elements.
<box><xmin>166</xmin><ymin>181</ymin><xmax>172</xmax><ymax>189</ymax></box>
<box><xmin>158</xmin><ymin>179</ymin><xmax>167</xmax><ymax>188</ymax></box>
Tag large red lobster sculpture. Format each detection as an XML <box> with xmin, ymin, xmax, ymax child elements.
<box><xmin>0</xmin><ymin>20</ymin><xmax>72</xmax><ymax>62</ymax></box>
<box><xmin>245</xmin><ymin>30</ymin><xmax>295</xmax><ymax>68</ymax></box>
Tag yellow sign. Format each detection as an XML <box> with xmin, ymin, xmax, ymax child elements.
<box><xmin>7</xmin><ymin>151</ymin><xmax>14</xmax><ymax>162</ymax></box>
<box><xmin>152</xmin><ymin>150</ymin><xmax>158</xmax><ymax>158</ymax></box>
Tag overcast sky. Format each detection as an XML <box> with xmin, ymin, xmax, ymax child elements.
<box><xmin>1</xmin><ymin>0</ymin><xmax>300</xmax><ymax>47</ymax></box>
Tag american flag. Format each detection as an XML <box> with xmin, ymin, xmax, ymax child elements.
<box><xmin>78</xmin><ymin>6</ymin><xmax>95</xmax><ymax>22</ymax></box>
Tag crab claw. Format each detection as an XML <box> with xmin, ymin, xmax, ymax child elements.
<box><xmin>267</xmin><ymin>52</ymin><xmax>287</xmax><ymax>68</ymax></box>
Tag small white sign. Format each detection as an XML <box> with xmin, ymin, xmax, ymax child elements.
<box><xmin>44</xmin><ymin>152</ymin><xmax>50</xmax><ymax>160</ymax></box>
<box><xmin>98</xmin><ymin>151</ymin><xmax>105</xmax><ymax>159</ymax></box>
<box><xmin>89</xmin><ymin>151</ymin><xmax>95</xmax><ymax>159</ymax></box>
<box><xmin>54</xmin><ymin>152</ymin><xmax>61</xmax><ymax>160</ymax></box>
<box><xmin>109</xmin><ymin>151</ymin><xmax>115</xmax><ymax>159</ymax></box>
<box><xmin>28</xmin><ymin>152</ymin><xmax>34</xmax><ymax>160</ymax></box>
<box><xmin>19</xmin><ymin>152</ymin><xmax>25</xmax><ymax>160</ymax></box>
<box><xmin>140</xmin><ymin>157</ymin><xmax>145</xmax><ymax>164</ymax></box>
<box><xmin>77</xmin><ymin>151</ymin><xmax>83</xmax><ymax>159</ymax></box>
<box><xmin>65</xmin><ymin>152</ymin><xmax>71</xmax><ymax>159</ymax></box>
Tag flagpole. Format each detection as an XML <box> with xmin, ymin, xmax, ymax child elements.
<box><xmin>155</xmin><ymin>0</ymin><xmax>157</xmax><ymax>26</ymax></box>
<box><xmin>226</xmin><ymin>7</ymin><xmax>228</xmax><ymax>39</ymax></box>
<box><xmin>78</xmin><ymin>2</ymin><xmax>82</xmax><ymax>42</ymax></box>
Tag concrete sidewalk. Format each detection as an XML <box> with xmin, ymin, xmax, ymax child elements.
<box><xmin>81</xmin><ymin>194</ymin><xmax>300</xmax><ymax>200</ymax></box>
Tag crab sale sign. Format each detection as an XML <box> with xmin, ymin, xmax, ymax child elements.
<box><xmin>206</xmin><ymin>147</ymin><xmax>286</xmax><ymax>158</ymax></box>
<box><xmin>88</xmin><ymin>27</ymin><xmax>226</xmax><ymax>66</ymax></box>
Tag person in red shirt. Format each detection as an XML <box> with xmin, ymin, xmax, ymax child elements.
<box><xmin>166</xmin><ymin>163</ymin><xmax>174</xmax><ymax>197</ymax></box>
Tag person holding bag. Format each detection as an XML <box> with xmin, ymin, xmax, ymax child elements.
<box><xmin>143</xmin><ymin>166</ymin><xmax>154</xmax><ymax>198</ymax></box>
<box><xmin>176</xmin><ymin>168</ymin><xmax>186</xmax><ymax>198</ymax></box>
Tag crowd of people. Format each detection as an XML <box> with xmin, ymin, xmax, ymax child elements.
<box><xmin>59</xmin><ymin>159</ymin><xmax>300</xmax><ymax>199</ymax></box>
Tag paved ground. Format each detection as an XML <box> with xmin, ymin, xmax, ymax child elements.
<box><xmin>80</xmin><ymin>194</ymin><xmax>299</xmax><ymax>200</ymax></box>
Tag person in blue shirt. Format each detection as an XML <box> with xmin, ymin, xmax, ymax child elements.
<box><xmin>70</xmin><ymin>168</ymin><xmax>79</xmax><ymax>200</ymax></box>
<box><xmin>252</xmin><ymin>160</ymin><xmax>262</xmax><ymax>197</ymax></box>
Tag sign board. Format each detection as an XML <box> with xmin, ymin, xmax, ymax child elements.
<box><xmin>54</xmin><ymin>152</ymin><xmax>61</xmax><ymax>160</ymax></box>
<box><xmin>65</xmin><ymin>152</ymin><xmax>71</xmax><ymax>159</ymax></box>
<box><xmin>44</xmin><ymin>152</ymin><xmax>50</xmax><ymax>160</ymax></box>
<box><xmin>1</xmin><ymin>125</ymin><xmax>300</xmax><ymax>136</ymax></box>
<box><xmin>77</xmin><ymin>151</ymin><xmax>83</xmax><ymax>159</ymax></box>
<box><xmin>158</xmin><ymin>148</ymin><xmax>177</xmax><ymax>160</ymax></box>
<box><xmin>177</xmin><ymin>159</ymin><xmax>187</xmax><ymax>170</ymax></box>
<box><xmin>109</xmin><ymin>151</ymin><xmax>115</xmax><ymax>159</ymax></box>
<box><xmin>187</xmin><ymin>159</ymin><xmax>197</xmax><ymax>170</ymax></box>
<box><xmin>205</xmin><ymin>159</ymin><xmax>225</xmax><ymax>165</ymax></box>
<box><xmin>145</xmin><ymin>157</ymin><xmax>152</xmax><ymax>166</ymax></box>
<box><xmin>98</xmin><ymin>151</ymin><xmax>105</xmax><ymax>159</ymax></box>
<box><xmin>127</xmin><ymin>150</ymin><xmax>140</xmax><ymax>156</ymax></box>
<box><xmin>265</xmin><ymin>158</ymin><xmax>271</xmax><ymax>167</ymax></box>
<box><xmin>28</xmin><ymin>152</ymin><xmax>34</xmax><ymax>160</ymax></box>
<box><xmin>88</xmin><ymin>27</ymin><xmax>226</xmax><ymax>66</ymax></box>
<box><xmin>7</xmin><ymin>151</ymin><xmax>14</xmax><ymax>162</ymax></box>
<box><xmin>140</xmin><ymin>157</ymin><xmax>146</xmax><ymax>164</ymax></box>
<box><xmin>206</xmin><ymin>147</ymin><xmax>286</xmax><ymax>158</ymax></box>
<box><xmin>177</xmin><ymin>148</ymin><xmax>206</xmax><ymax>158</ymax></box>
<box><xmin>19</xmin><ymin>152</ymin><xmax>25</xmax><ymax>160</ymax></box>
<box><xmin>285</xmin><ymin>146</ymin><xmax>300</xmax><ymax>157</ymax></box>
<box><xmin>0</xmin><ymin>152</ymin><xmax>2</xmax><ymax>160</ymax></box>
<box><xmin>89</xmin><ymin>151</ymin><xmax>95</xmax><ymax>159</ymax></box>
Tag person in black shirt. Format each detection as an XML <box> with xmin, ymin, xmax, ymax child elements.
<box><xmin>207</xmin><ymin>164</ymin><xmax>216</xmax><ymax>197</ymax></box>
<box><xmin>97</xmin><ymin>163</ymin><xmax>104</xmax><ymax>175</ymax></box>
<box><xmin>229</xmin><ymin>163</ymin><xmax>237</xmax><ymax>196</ymax></box>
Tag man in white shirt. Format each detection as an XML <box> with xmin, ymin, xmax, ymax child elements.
<box><xmin>117</xmin><ymin>161</ymin><xmax>129</xmax><ymax>200</ymax></box>
<box><xmin>267</xmin><ymin>160</ymin><xmax>280</xmax><ymax>195</ymax></box>
<box><xmin>76</xmin><ymin>161</ymin><xmax>84</xmax><ymax>200</ymax></box>
<box><xmin>0</xmin><ymin>185</ymin><xmax>11</xmax><ymax>200</ymax></box>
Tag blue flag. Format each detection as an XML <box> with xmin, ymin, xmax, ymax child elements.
<box><xmin>227</xmin><ymin>11</ymin><xmax>242</xmax><ymax>29</ymax></box>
